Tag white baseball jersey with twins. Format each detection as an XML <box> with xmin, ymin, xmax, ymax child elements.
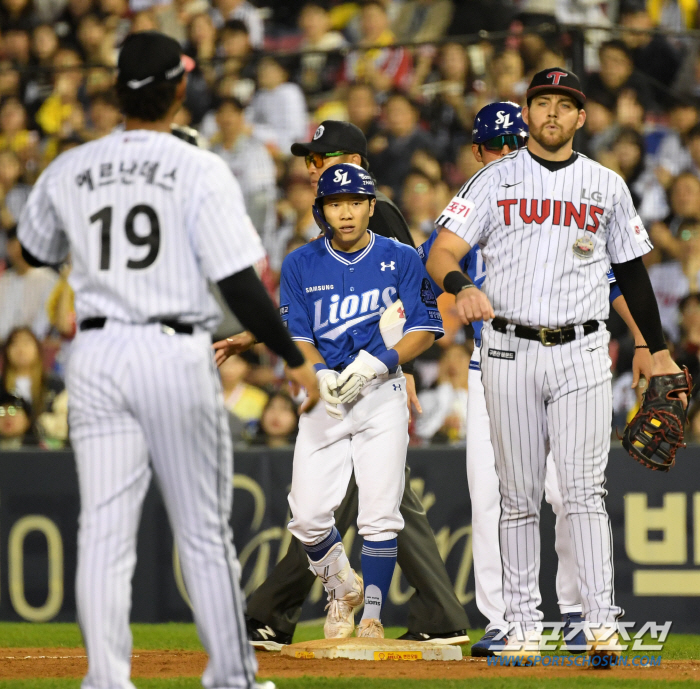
<box><xmin>19</xmin><ymin>130</ymin><xmax>265</xmax><ymax>689</ymax></box>
<box><xmin>436</xmin><ymin>148</ymin><xmax>651</xmax><ymax>629</ymax></box>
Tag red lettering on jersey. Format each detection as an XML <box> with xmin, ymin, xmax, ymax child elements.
<box><xmin>446</xmin><ymin>200</ymin><xmax>471</xmax><ymax>218</ymax></box>
<box><xmin>547</xmin><ymin>70</ymin><xmax>568</xmax><ymax>86</ymax></box>
<box><xmin>552</xmin><ymin>200</ymin><xmax>562</xmax><ymax>225</ymax></box>
<box><xmin>564</xmin><ymin>201</ymin><xmax>587</xmax><ymax>229</ymax></box>
<box><xmin>497</xmin><ymin>199</ymin><xmax>517</xmax><ymax>225</ymax></box>
<box><xmin>587</xmin><ymin>205</ymin><xmax>604</xmax><ymax>233</ymax></box>
<box><xmin>519</xmin><ymin>199</ymin><xmax>551</xmax><ymax>225</ymax></box>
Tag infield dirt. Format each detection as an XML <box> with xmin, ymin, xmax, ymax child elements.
<box><xmin>1</xmin><ymin>648</ymin><xmax>699</xmax><ymax>681</ymax></box>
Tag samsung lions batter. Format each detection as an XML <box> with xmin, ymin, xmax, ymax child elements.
<box><xmin>281</xmin><ymin>163</ymin><xmax>443</xmax><ymax>639</ymax></box>
<box><xmin>427</xmin><ymin>68</ymin><xmax>683</xmax><ymax>662</ymax></box>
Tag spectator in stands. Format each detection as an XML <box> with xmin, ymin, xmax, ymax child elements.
<box><xmin>620</xmin><ymin>6</ymin><xmax>681</xmax><ymax>105</ymax></box>
<box><xmin>597</xmin><ymin>127</ymin><xmax>668</xmax><ymax>226</ymax></box>
<box><xmin>220</xmin><ymin>351</ymin><xmax>268</xmax><ymax>440</ymax></box>
<box><xmin>184</xmin><ymin>13</ymin><xmax>218</xmax><ymax>86</ymax></box>
<box><xmin>211</xmin><ymin>95</ymin><xmax>276</xmax><ymax>239</ymax></box>
<box><xmin>414</xmin><ymin>341</ymin><xmax>471</xmax><ymax>444</ymax></box>
<box><xmin>648</xmin><ymin>219</ymin><xmax>700</xmax><ymax>343</ymax></box>
<box><xmin>346</xmin><ymin>82</ymin><xmax>381</xmax><ymax>140</ymax></box>
<box><xmin>0</xmin><ymin>0</ymin><xmax>34</xmax><ymax>31</ymax></box>
<box><xmin>586</xmin><ymin>39</ymin><xmax>656</xmax><ymax>113</ymax></box>
<box><xmin>248</xmin><ymin>54</ymin><xmax>308</xmax><ymax>156</ymax></box>
<box><xmin>393</xmin><ymin>0</ymin><xmax>454</xmax><ymax>43</ymax></box>
<box><xmin>650</xmin><ymin>172</ymin><xmax>700</xmax><ymax>261</ymax></box>
<box><xmin>77</xmin><ymin>12</ymin><xmax>114</xmax><ymax>65</ymax></box>
<box><xmin>1</xmin><ymin>326</ymin><xmax>67</xmax><ymax>437</ymax></box>
<box><xmin>54</xmin><ymin>0</ymin><xmax>94</xmax><ymax>48</ymax></box>
<box><xmin>648</xmin><ymin>0</ymin><xmax>697</xmax><ymax>31</ymax></box>
<box><xmin>0</xmin><ymin>392</ymin><xmax>34</xmax><ymax>450</ymax></box>
<box><xmin>83</xmin><ymin>90</ymin><xmax>121</xmax><ymax>140</ymax></box>
<box><xmin>343</xmin><ymin>0</ymin><xmax>413</xmax><ymax>94</ymax></box>
<box><xmin>25</xmin><ymin>24</ymin><xmax>60</xmax><ymax>115</ymax></box>
<box><xmin>252</xmin><ymin>391</ymin><xmax>299</xmax><ymax>448</ymax></box>
<box><xmin>413</xmin><ymin>42</ymin><xmax>473</xmax><ymax>160</ymax></box>
<box><xmin>0</xmin><ymin>60</ymin><xmax>22</xmax><ymax>101</ymax></box>
<box><xmin>5</xmin><ymin>26</ymin><xmax>32</xmax><ymax>70</ymax></box>
<box><xmin>401</xmin><ymin>167</ymin><xmax>437</xmax><ymax>245</ymax></box>
<box><xmin>368</xmin><ymin>91</ymin><xmax>434</xmax><ymax>200</ymax></box>
<box><xmin>581</xmin><ymin>92</ymin><xmax>616</xmax><ymax>157</ymax></box>
<box><xmin>0</xmin><ymin>98</ymin><xmax>39</xmax><ymax>167</ymax></box>
<box><xmin>656</xmin><ymin>97</ymin><xmax>700</xmax><ymax>188</ymax></box>
<box><xmin>210</xmin><ymin>0</ymin><xmax>263</xmax><ymax>48</ymax></box>
<box><xmin>0</xmin><ymin>228</ymin><xmax>57</xmax><ymax>342</ymax></box>
<box><xmin>296</xmin><ymin>1</ymin><xmax>346</xmax><ymax>103</ymax></box>
<box><xmin>0</xmin><ymin>149</ymin><xmax>31</xmax><ymax>230</ymax></box>
<box><xmin>675</xmin><ymin>292</ymin><xmax>700</xmax><ymax>400</ymax></box>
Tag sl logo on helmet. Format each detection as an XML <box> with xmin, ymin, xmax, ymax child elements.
<box><xmin>333</xmin><ymin>169</ymin><xmax>351</xmax><ymax>185</ymax></box>
<box><xmin>313</xmin><ymin>125</ymin><xmax>324</xmax><ymax>140</ymax></box>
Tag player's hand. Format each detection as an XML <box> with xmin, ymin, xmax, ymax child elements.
<box><xmin>404</xmin><ymin>373</ymin><xmax>421</xmax><ymax>422</ymax></box>
<box><xmin>318</xmin><ymin>370</ymin><xmax>342</xmax><ymax>405</ymax></box>
<box><xmin>455</xmin><ymin>287</ymin><xmax>495</xmax><ymax>324</ymax></box>
<box><xmin>651</xmin><ymin>350</ymin><xmax>688</xmax><ymax>408</ymax></box>
<box><xmin>336</xmin><ymin>350</ymin><xmax>387</xmax><ymax>404</ymax></box>
<box><xmin>631</xmin><ymin>344</ymin><xmax>653</xmax><ymax>391</ymax></box>
<box><xmin>212</xmin><ymin>331</ymin><xmax>256</xmax><ymax>366</ymax></box>
<box><xmin>286</xmin><ymin>362</ymin><xmax>320</xmax><ymax>413</ymax></box>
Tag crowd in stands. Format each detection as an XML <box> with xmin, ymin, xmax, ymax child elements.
<box><xmin>1</xmin><ymin>0</ymin><xmax>700</xmax><ymax>448</ymax></box>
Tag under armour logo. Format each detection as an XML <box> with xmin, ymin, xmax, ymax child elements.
<box><xmin>381</xmin><ymin>261</ymin><xmax>395</xmax><ymax>271</ymax></box>
<box><xmin>393</xmin><ymin>383</ymin><xmax>401</xmax><ymax>391</ymax></box>
<box><xmin>397</xmin><ymin>306</ymin><xmax>405</xmax><ymax>318</ymax></box>
<box><xmin>546</xmin><ymin>71</ymin><xmax>568</xmax><ymax>86</ymax></box>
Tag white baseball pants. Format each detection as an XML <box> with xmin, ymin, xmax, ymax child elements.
<box><xmin>68</xmin><ymin>322</ymin><xmax>255</xmax><ymax>689</ymax></box>
<box><xmin>480</xmin><ymin>323</ymin><xmax>621</xmax><ymax>629</ymax></box>
<box><xmin>288</xmin><ymin>374</ymin><xmax>408</xmax><ymax>544</ymax></box>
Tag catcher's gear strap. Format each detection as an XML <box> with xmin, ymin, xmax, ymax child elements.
<box><xmin>622</xmin><ymin>367</ymin><xmax>692</xmax><ymax>472</ymax></box>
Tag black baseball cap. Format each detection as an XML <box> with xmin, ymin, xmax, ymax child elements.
<box><xmin>291</xmin><ymin>120</ymin><xmax>368</xmax><ymax>158</ymax></box>
<box><xmin>526</xmin><ymin>67</ymin><xmax>586</xmax><ymax>108</ymax></box>
<box><xmin>117</xmin><ymin>31</ymin><xmax>195</xmax><ymax>91</ymax></box>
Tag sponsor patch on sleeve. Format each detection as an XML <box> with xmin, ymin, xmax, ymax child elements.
<box><xmin>427</xmin><ymin>309</ymin><xmax>442</xmax><ymax>321</ymax></box>
<box><xmin>629</xmin><ymin>215</ymin><xmax>649</xmax><ymax>245</ymax></box>
<box><xmin>441</xmin><ymin>197</ymin><xmax>475</xmax><ymax>225</ymax></box>
<box><xmin>279</xmin><ymin>304</ymin><xmax>289</xmax><ymax>316</ymax></box>
<box><xmin>420</xmin><ymin>278</ymin><xmax>438</xmax><ymax>308</ymax></box>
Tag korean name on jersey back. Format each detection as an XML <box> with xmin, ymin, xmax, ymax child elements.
<box><xmin>75</xmin><ymin>159</ymin><xmax>179</xmax><ymax>193</ymax></box>
<box><xmin>280</xmin><ymin>233</ymin><xmax>443</xmax><ymax>370</ymax></box>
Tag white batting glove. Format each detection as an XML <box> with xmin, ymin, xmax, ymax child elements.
<box><xmin>336</xmin><ymin>350</ymin><xmax>389</xmax><ymax>404</ymax></box>
<box><xmin>317</xmin><ymin>369</ymin><xmax>344</xmax><ymax>419</ymax></box>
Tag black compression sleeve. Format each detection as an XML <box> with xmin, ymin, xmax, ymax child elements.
<box><xmin>217</xmin><ymin>267</ymin><xmax>305</xmax><ymax>368</ymax></box>
<box><xmin>610</xmin><ymin>257</ymin><xmax>666</xmax><ymax>354</ymax></box>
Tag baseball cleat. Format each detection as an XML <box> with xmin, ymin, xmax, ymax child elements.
<box><xmin>497</xmin><ymin>629</ymin><xmax>541</xmax><ymax>664</ymax></box>
<box><xmin>561</xmin><ymin>612</ymin><xmax>587</xmax><ymax>654</ymax></box>
<box><xmin>324</xmin><ymin>572</ymin><xmax>364</xmax><ymax>639</ymax></box>
<box><xmin>357</xmin><ymin>618</ymin><xmax>384</xmax><ymax>638</ymax></box>
<box><xmin>398</xmin><ymin>629</ymin><xmax>470</xmax><ymax>646</ymax></box>
<box><xmin>246</xmin><ymin>618</ymin><xmax>292</xmax><ymax>651</ymax></box>
<box><xmin>588</xmin><ymin>626</ymin><xmax>622</xmax><ymax>668</ymax></box>
<box><xmin>471</xmin><ymin>629</ymin><xmax>507</xmax><ymax>656</ymax></box>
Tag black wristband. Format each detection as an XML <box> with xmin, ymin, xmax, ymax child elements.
<box><xmin>443</xmin><ymin>271</ymin><xmax>473</xmax><ymax>295</ymax></box>
<box><xmin>635</xmin><ymin>345</ymin><xmax>649</xmax><ymax>349</ymax></box>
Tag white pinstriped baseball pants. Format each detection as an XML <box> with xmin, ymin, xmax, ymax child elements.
<box><xmin>67</xmin><ymin>322</ymin><xmax>255</xmax><ymax>689</ymax></box>
<box><xmin>480</xmin><ymin>322</ymin><xmax>622</xmax><ymax>629</ymax></box>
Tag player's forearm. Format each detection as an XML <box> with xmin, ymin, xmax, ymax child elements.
<box><xmin>393</xmin><ymin>331</ymin><xmax>435</xmax><ymax>364</ymax></box>
<box><xmin>611</xmin><ymin>295</ymin><xmax>646</xmax><ymax>345</ymax></box>
<box><xmin>297</xmin><ymin>341</ymin><xmax>326</xmax><ymax>368</ymax></box>
<box><xmin>610</xmin><ymin>258</ymin><xmax>665</xmax><ymax>353</ymax></box>
<box><xmin>217</xmin><ymin>267</ymin><xmax>305</xmax><ymax>368</ymax></box>
<box><xmin>426</xmin><ymin>245</ymin><xmax>466</xmax><ymax>292</ymax></box>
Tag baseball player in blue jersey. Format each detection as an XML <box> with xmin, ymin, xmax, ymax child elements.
<box><xmin>418</xmin><ymin>102</ymin><xmax>651</xmax><ymax>656</ymax></box>
<box><xmin>280</xmin><ymin>163</ymin><xmax>443</xmax><ymax>639</ymax></box>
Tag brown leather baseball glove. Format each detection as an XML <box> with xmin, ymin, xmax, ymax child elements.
<box><xmin>622</xmin><ymin>367</ymin><xmax>692</xmax><ymax>472</ymax></box>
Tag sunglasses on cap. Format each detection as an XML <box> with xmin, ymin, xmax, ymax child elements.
<box><xmin>305</xmin><ymin>151</ymin><xmax>347</xmax><ymax>168</ymax></box>
<box><xmin>481</xmin><ymin>134</ymin><xmax>528</xmax><ymax>152</ymax></box>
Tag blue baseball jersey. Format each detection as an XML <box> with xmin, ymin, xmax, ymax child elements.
<box><xmin>417</xmin><ymin>230</ymin><xmax>622</xmax><ymax>343</ymax></box>
<box><xmin>281</xmin><ymin>232</ymin><xmax>444</xmax><ymax>370</ymax></box>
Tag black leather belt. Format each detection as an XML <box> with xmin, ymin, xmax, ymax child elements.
<box><xmin>491</xmin><ymin>317</ymin><xmax>601</xmax><ymax>346</ymax></box>
<box><xmin>79</xmin><ymin>317</ymin><xmax>194</xmax><ymax>335</ymax></box>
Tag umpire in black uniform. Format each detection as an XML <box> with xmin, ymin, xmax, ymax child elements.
<box><xmin>216</xmin><ymin>121</ymin><xmax>469</xmax><ymax>649</ymax></box>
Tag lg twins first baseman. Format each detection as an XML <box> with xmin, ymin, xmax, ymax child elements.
<box><xmin>427</xmin><ymin>68</ymin><xmax>683</xmax><ymax>662</ymax></box>
<box><xmin>281</xmin><ymin>163</ymin><xmax>443</xmax><ymax>639</ymax></box>
<box><xmin>17</xmin><ymin>31</ymin><xmax>318</xmax><ymax>689</ymax></box>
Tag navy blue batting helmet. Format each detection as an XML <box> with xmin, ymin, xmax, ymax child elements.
<box><xmin>472</xmin><ymin>101</ymin><xmax>529</xmax><ymax>145</ymax></box>
<box><xmin>313</xmin><ymin>163</ymin><xmax>376</xmax><ymax>237</ymax></box>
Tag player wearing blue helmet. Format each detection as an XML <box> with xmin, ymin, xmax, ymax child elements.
<box><xmin>280</xmin><ymin>163</ymin><xmax>443</xmax><ymax>640</ymax></box>
<box><xmin>419</xmin><ymin>101</ymin><xmax>651</xmax><ymax>657</ymax></box>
